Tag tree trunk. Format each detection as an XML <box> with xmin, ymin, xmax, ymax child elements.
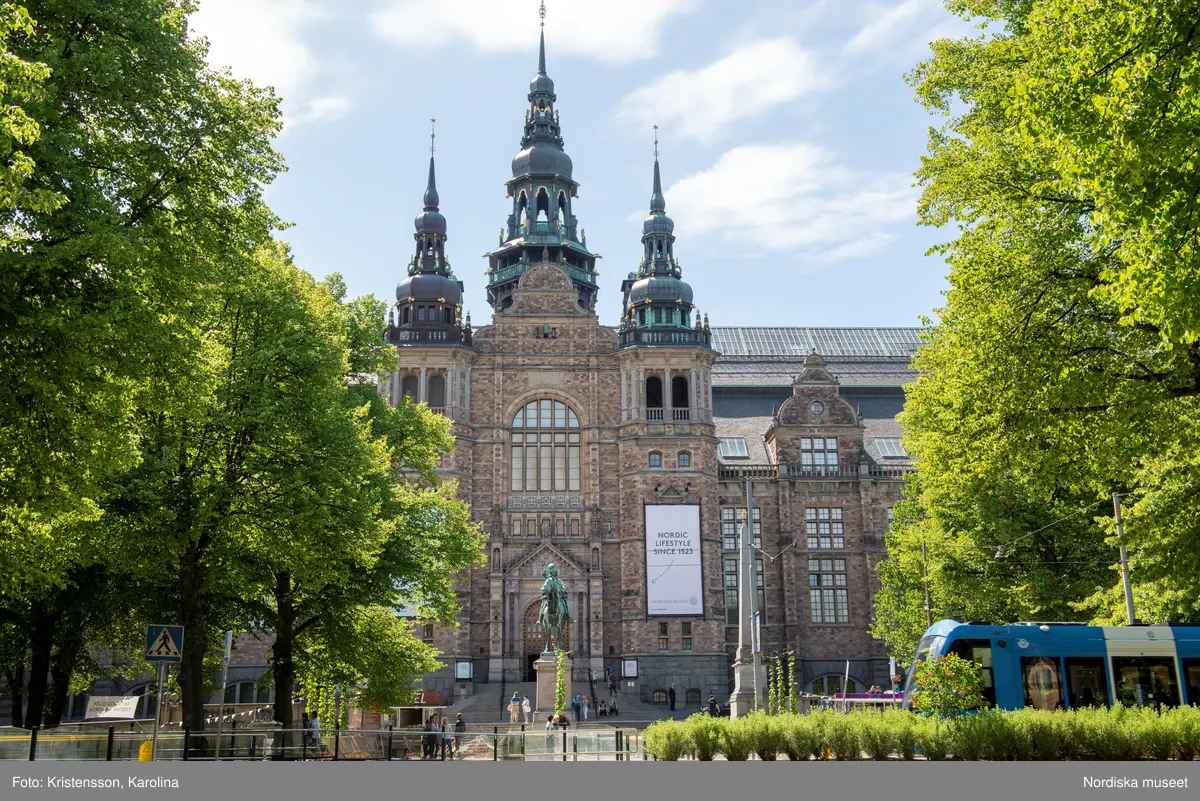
<box><xmin>4</xmin><ymin>666</ymin><xmax>25</xmax><ymax>727</ymax></box>
<box><xmin>43</xmin><ymin>661</ymin><xmax>71</xmax><ymax>727</ymax></box>
<box><xmin>272</xmin><ymin>571</ymin><xmax>296</xmax><ymax>741</ymax></box>
<box><xmin>178</xmin><ymin>544</ymin><xmax>207</xmax><ymax>731</ymax></box>
<box><xmin>22</xmin><ymin>614</ymin><xmax>56</xmax><ymax>729</ymax></box>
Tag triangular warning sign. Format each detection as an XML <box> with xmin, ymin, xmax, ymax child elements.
<box><xmin>149</xmin><ymin>629</ymin><xmax>180</xmax><ymax>658</ymax></box>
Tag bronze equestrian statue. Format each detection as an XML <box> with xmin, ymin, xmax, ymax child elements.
<box><xmin>536</xmin><ymin>563</ymin><xmax>573</xmax><ymax>655</ymax></box>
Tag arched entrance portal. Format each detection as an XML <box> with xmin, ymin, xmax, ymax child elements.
<box><xmin>522</xmin><ymin>600</ymin><xmax>571</xmax><ymax>681</ymax></box>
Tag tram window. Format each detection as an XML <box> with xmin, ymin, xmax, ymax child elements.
<box><xmin>948</xmin><ymin>639</ymin><xmax>994</xmax><ymax>706</ymax></box>
<box><xmin>1064</xmin><ymin>657</ymin><xmax>1108</xmax><ymax>708</ymax></box>
<box><xmin>1021</xmin><ymin>656</ymin><xmax>1065</xmax><ymax>711</ymax></box>
<box><xmin>1184</xmin><ymin>659</ymin><xmax>1200</xmax><ymax>706</ymax></box>
<box><xmin>1111</xmin><ymin>657</ymin><xmax>1180</xmax><ymax>709</ymax></box>
<box><xmin>902</xmin><ymin>635</ymin><xmax>945</xmax><ymax>700</ymax></box>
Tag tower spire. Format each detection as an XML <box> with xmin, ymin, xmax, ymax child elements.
<box><xmin>423</xmin><ymin>118</ymin><xmax>439</xmax><ymax>211</ymax></box>
<box><xmin>651</xmin><ymin>125</ymin><xmax>665</xmax><ymax>213</ymax></box>
<box><xmin>538</xmin><ymin>0</ymin><xmax>547</xmax><ymax>74</ymax></box>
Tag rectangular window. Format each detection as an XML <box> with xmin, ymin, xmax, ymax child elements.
<box><xmin>721</xmin><ymin>507</ymin><xmax>760</xmax><ymax>550</ymax></box>
<box><xmin>1021</xmin><ymin>656</ymin><xmax>1065</xmax><ymax>711</ymax></box>
<box><xmin>807</xmin><ymin>557</ymin><xmax>848</xmax><ymax>622</ymax></box>
<box><xmin>649</xmin><ymin>452</ymin><xmax>662</xmax><ymax>468</ymax></box>
<box><xmin>658</xmin><ymin>622</ymin><xmax>668</xmax><ymax>650</ymax></box>
<box><xmin>422</xmin><ymin>624</ymin><xmax>434</xmax><ymax>641</ymax></box>
<box><xmin>800</xmin><ymin>437</ymin><xmax>838</xmax><ymax>474</ymax></box>
<box><xmin>418</xmin><ymin>306</ymin><xmax>426</xmax><ymax>321</ymax></box>
<box><xmin>875</xmin><ymin>437</ymin><xmax>907</xmax><ymax>458</ymax></box>
<box><xmin>678</xmin><ymin>452</ymin><xmax>690</xmax><ymax>468</ymax></box>
<box><xmin>1182</xmin><ymin>659</ymin><xmax>1199</xmax><ymax>707</ymax></box>
<box><xmin>568</xmin><ymin>445</ymin><xmax>580</xmax><ymax>491</ymax></box>
<box><xmin>1064</xmin><ymin>657</ymin><xmax>1109</xmax><ymax>708</ymax></box>
<box><xmin>682</xmin><ymin>621</ymin><xmax>693</xmax><ymax>651</ymax></box>
<box><xmin>654</xmin><ymin>307</ymin><xmax>663</xmax><ymax>324</ymax></box>
<box><xmin>659</xmin><ymin>637</ymin><xmax>669</xmax><ymax>650</ymax></box>
<box><xmin>512</xmin><ymin>518</ymin><xmax>523</xmax><ymax>537</ymax></box>
<box><xmin>1111</xmin><ymin>657</ymin><xmax>1181</xmax><ymax>709</ymax></box>
<box><xmin>511</xmin><ymin>442</ymin><xmax>523</xmax><ymax>492</ymax></box>
<box><xmin>805</xmin><ymin>507</ymin><xmax>844</xmax><ymax>549</ymax></box>
<box><xmin>659</xmin><ymin>622</ymin><xmax>668</xmax><ymax>636</ymax></box>
<box><xmin>554</xmin><ymin>446</ymin><xmax>566</xmax><ymax>491</ymax></box>
<box><xmin>539</xmin><ymin>445</ymin><xmax>552</xmax><ymax>491</ymax></box>
<box><xmin>719</xmin><ymin>437</ymin><xmax>749</xmax><ymax>458</ymax></box>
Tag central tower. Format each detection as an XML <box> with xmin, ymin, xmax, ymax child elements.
<box><xmin>485</xmin><ymin>26</ymin><xmax>599</xmax><ymax>313</ymax></box>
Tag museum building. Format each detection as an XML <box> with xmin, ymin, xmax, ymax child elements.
<box><xmin>384</xmin><ymin>27</ymin><xmax>921</xmax><ymax>704</ymax></box>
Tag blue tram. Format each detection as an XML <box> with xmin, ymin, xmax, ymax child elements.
<box><xmin>902</xmin><ymin>619</ymin><xmax>1200</xmax><ymax>711</ymax></box>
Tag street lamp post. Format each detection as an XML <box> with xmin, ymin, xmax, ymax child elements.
<box><xmin>1112</xmin><ymin>492</ymin><xmax>1137</xmax><ymax>625</ymax></box>
<box><xmin>729</xmin><ymin>477</ymin><xmax>756</xmax><ymax>718</ymax></box>
<box><xmin>920</xmin><ymin>530</ymin><xmax>932</xmax><ymax>628</ymax></box>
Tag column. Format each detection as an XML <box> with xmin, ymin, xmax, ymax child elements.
<box><xmin>620</xmin><ymin>367</ymin><xmax>628</xmax><ymax>422</ymax></box>
<box><xmin>447</xmin><ymin>367</ymin><xmax>455</xmax><ymax>413</ymax></box>
<box><xmin>690</xmin><ymin>367</ymin><xmax>697</xmax><ymax>410</ymax></box>
<box><xmin>706</xmin><ymin>369</ymin><xmax>713</xmax><ymax>411</ymax></box>
<box><xmin>465</xmin><ymin>370</ymin><xmax>471</xmax><ymax>411</ymax></box>
<box><xmin>391</xmin><ymin>370</ymin><xmax>400</xmax><ymax>409</ymax></box>
<box><xmin>665</xmin><ymin>367</ymin><xmax>673</xmax><ymax>417</ymax></box>
<box><xmin>419</xmin><ymin>366</ymin><xmax>427</xmax><ymax>403</ymax></box>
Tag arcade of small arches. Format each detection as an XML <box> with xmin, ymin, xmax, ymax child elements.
<box><xmin>620</xmin><ymin>366</ymin><xmax>713</xmax><ymax>423</ymax></box>
<box><xmin>391</xmin><ymin>365</ymin><xmax>470</xmax><ymax>414</ymax></box>
<box><xmin>397</xmin><ymin>300</ymin><xmax>458</xmax><ymax>327</ymax></box>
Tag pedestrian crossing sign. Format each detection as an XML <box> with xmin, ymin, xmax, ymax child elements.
<box><xmin>145</xmin><ymin>625</ymin><xmax>184</xmax><ymax>663</ymax></box>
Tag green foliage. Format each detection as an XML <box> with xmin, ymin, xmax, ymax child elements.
<box><xmin>554</xmin><ymin>650</ymin><xmax>567</xmax><ymax>718</ymax></box>
<box><xmin>873</xmin><ymin>0</ymin><xmax>1200</xmax><ymax>657</ymax></box>
<box><xmin>854</xmin><ymin>712</ymin><xmax>898</xmax><ymax>760</ymax></box>
<box><xmin>684</xmin><ymin>713</ymin><xmax>724</xmax><ymax>761</ymax></box>
<box><xmin>786</xmin><ymin>651</ymin><xmax>797</xmax><ymax>714</ymax></box>
<box><xmin>719</xmin><ymin>715</ymin><xmax>754</xmax><ymax>761</ymax></box>
<box><xmin>644</xmin><ymin>719</ymin><xmax>690</xmax><ymax>761</ymax></box>
<box><xmin>745</xmin><ymin>712</ymin><xmax>785</xmax><ymax>761</ymax></box>
<box><xmin>910</xmin><ymin>654</ymin><xmax>987</xmax><ymax>719</ymax></box>
<box><xmin>651</xmin><ymin>706</ymin><xmax>1200</xmax><ymax>761</ymax></box>
<box><xmin>914</xmin><ymin>716</ymin><xmax>950</xmax><ymax>760</ymax></box>
<box><xmin>782</xmin><ymin>713</ymin><xmax>817</xmax><ymax>761</ymax></box>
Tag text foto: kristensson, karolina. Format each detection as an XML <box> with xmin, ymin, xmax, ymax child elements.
<box><xmin>13</xmin><ymin>776</ymin><xmax>180</xmax><ymax>789</ymax></box>
<box><xmin>1084</xmin><ymin>777</ymin><xmax>1188</xmax><ymax>789</ymax></box>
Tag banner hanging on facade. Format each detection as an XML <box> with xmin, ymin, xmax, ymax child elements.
<box><xmin>644</xmin><ymin>504</ymin><xmax>703</xmax><ymax>617</ymax></box>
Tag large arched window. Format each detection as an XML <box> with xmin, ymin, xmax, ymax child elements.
<box><xmin>811</xmin><ymin>675</ymin><xmax>858</xmax><ymax>696</ymax></box>
<box><xmin>401</xmin><ymin>375</ymin><xmax>418</xmax><ymax>400</ymax></box>
<box><xmin>511</xmin><ymin>399</ymin><xmax>581</xmax><ymax>492</ymax></box>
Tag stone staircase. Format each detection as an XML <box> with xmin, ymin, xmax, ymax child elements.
<box><xmin>444</xmin><ymin>681</ymin><xmax>692</xmax><ymax>726</ymax></box>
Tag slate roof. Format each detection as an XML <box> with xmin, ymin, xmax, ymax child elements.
<box><xmin>709</xmin><ymin>327</ymin><xmax>924</xmax><ymax>358</ymax></box>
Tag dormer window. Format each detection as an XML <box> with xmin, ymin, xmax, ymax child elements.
<box><xmin>719</xmin><ymin>437</ymin><xmax>749</xmax><ymax>459</ymax></box>
<box><xmin>875</xmin><ymin>438</ymin><xmax>907</xmax><ymax>458</ymax></box>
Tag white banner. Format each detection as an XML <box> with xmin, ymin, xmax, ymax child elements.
<box><xmin>644</xmin><ymin>504</ymin><xmax>703</xmax><ymax>617</ymax></box>
<box><xmin>85</xmin><ymin>695</ymin><xmax>141</xmax><ymax>719</ymax></box>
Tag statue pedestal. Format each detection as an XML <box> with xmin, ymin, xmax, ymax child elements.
<box><xmin>534</xmin><ymin>653</ymin><xmax>572</xmax><ymax>715</ymax></box>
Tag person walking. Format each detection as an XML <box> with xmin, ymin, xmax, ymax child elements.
<box><xmin>302</xmin><ymin>712</ymin><xmax>313</xmax><ymax>750</ymax></box>
<box><xmin>522</xmin><ymin>695</ymin><xmax>532</xmax><ymax>725</ymax></box>
<box><xmin>454</xmin><ymin>712</ymin><xmax>466</xmax><ymax>759</ymax></box>
<box><xmin>440</xmin><ymin>716</ymin><xmax>453</xmax><ymax>760</ymax></box>
<box><xmin>707</xmin><ymin>695</ymin><xmax>719</xmax><ymax>717</ymax></box>
<box><xmin>572</xmin><ymin>695</ymin><xmax>581</xmax><ymax>722</ymax></box>
<box><xmin>668</xmin><ymin>684</ymin><xmax>676</xmax><ymax>713</ymax></box>
<box><xmin>608</xmin><ymin>672</ymin><xmax>618</xmax><ymax>698</ymax></box>
<box><xmin>582</xmin><ymin>696</ymin><xmax>589</xmax><ymax>721</ymax></box>
<box><xmin>423</xmin><ymin>715</ymin><xmax>437</xmax><ymax>760</ymax></box>
<box><xmin>508</xmin><ymin>692</ymin><xmax>521</xmax><ymax>724</ymax></box>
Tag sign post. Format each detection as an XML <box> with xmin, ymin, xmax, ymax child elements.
<box><xmin>214</xmin><ymin>631</ymin><xmax>233</xmax><ymax>761</ymax></box>
<box><xmin>144</xmin><ymin>625</ymin><xmax>184</xmax><ymax>762</ymax></box>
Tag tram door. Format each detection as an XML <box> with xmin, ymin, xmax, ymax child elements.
<box><xmin>1184</xmin><ymin>659</ymin><xmax>1200</xmax><ymax>706</ymax></box>
<box><xmin>1110</xmin><ymin>657</ymin><xmax>1181</xmax><ymax>708</ymax></box>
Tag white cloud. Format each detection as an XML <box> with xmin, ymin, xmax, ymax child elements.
<box><xmin>370</xmin><ymin>0</ymin><xmax>694</xmax><ymax>64</ymax></box>
<box><xmin>616</xmin><ymin>38</ymin><xmax>831</xmax><ymax>145</ymax></box>
<box><xmin>664</xmin><ymin>143</ymin><xmax>915</xmax><ymax>261</ymax></box>
<box><xmin>841</xmin><ymin>0</ymin><xmax>976</xmax><ymax>68</ymax></box>
<box><xmin>286</xmin><ymin>95</ymin><xmax>354</xmax><ymax>129</ymax></box>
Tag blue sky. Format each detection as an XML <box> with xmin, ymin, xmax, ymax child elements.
<box><xmin>189</xmin><ymin>0</ymin><xmax>973</xmax><ymax>329</ymax></box>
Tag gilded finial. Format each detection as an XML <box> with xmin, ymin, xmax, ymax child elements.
<box><xmin>653</xmin><ymin>124</ymin><xmax>659</xmax><ymax>158</ymax></box>
<box><xmin>430</xmin><ymin>118</ymin><xmax>436</xmax><ymax>155</ymax></box>
<box><xmin>539</xmin><ymin>0</ymin><xmax>546</xmax><ymax>27</ymax></box>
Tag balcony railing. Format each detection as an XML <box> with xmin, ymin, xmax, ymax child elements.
<box><xmin>619</xmin><ymin>328</ymin><xmax>712</xmax><ymax>348</ymax></box>
<box><xmin>633</xmin><ymin>406</ymin><xmax>708</xmax><ymax>424</ymax></box>
<box><xmin>646</xmin><ymin>408</ymin><xmax>664</xmax><ymax>421</ymax></box>
<box><xmin>386</xmin><ymin>327</ymin><xmax>473</xmax><ymax>346</ymax></box>
<box><xmin>672</xmin><ymin>408</ymin><xmax>690</xmax><ymax>422</ymax></box>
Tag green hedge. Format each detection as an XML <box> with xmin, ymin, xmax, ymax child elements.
<box><xmin>643</xmin><ymin>706</ymin><xmax>1200</xmax><ymax>761</ymax></box>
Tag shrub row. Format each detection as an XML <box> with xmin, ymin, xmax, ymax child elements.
<box><xmin>643</xmin><ymin>706</ymin><xmax>1200</xmax><ymax>761</ymax></box>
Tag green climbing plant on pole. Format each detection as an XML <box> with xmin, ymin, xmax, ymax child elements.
<box><xmin>554</xmin><ymin>650</ymin><xmax>567</xmax><ymax>718</ymax></box>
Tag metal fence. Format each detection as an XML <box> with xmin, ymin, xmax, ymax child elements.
<box><xmin>0</xmin><ymin>724</ymin><xmax>644</xmax><ymax>762</ymax></box>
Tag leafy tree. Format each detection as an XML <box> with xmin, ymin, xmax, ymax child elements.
<box><xmin>874</xmin><ymin>0</ymin><xmax>1200</xmax><ymax>657</ymax></box>
<box><xmin>910</xmin><ymin>654</ymin><xmax>986</xmax><ymax>720</ymax></box>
